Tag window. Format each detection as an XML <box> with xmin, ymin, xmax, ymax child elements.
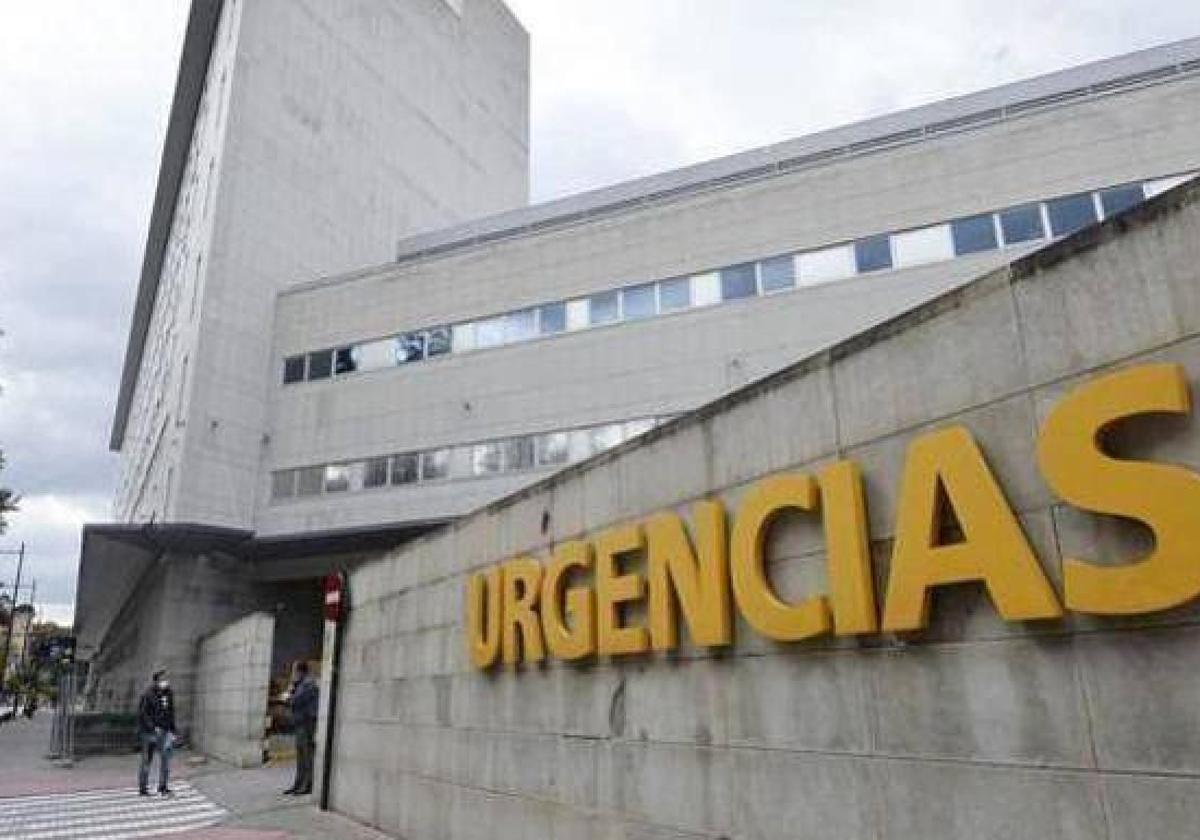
<box><xmin>364</xmin><ymin>457</ymin><xmax>390</xmax><ymax>489</ymax></box>
<box><xmin>854</xmin><ymin>235</ymin><xmax>893</xmax><ymax>273</ymax></box>
<box><xmin>998</xmin><ymin>204</ymin><xmax>1045</xmax><ymax>245</ymax></box>
<box><xmin>589</xmin><ymin>290</ymin><xmax>619</xmax><ymax>325</ymax></box>
<box><xmin>334</xmin><ymin>347</ymin><xmax>357</xmax><ymax>375</ymax></box>
<box><xmin>950</xmin><ymin>214</ymin><xmax>998</xmax><ymax>256</ymax></box>
<box><xmin>506</xmin><ymin>309</ymin><xmax>538</xmax><ymax>343</ymax></box>
<box><xmin>397</xmin><ymin>332</ymin><xmax>426</xmax><ymax>363</ymax></box>
<box><xmin>283</xmin><ymin>355</ymin><xmax>306</xmax><ymax>384</ymax></box>
<box><xmin>589</xmin><ymin>423</ymin><xmax>624</xmax><ymax>454</ymax></box>
<box><xmin>471</xmin><ymin>442</ymin><xmax>504</xmax><ymax>476</ymax></box>
<box><xmin>892</xmin><ymin>225</ymin><xmax>953</xmax><ymax>268</ymax></box>
<box><xmin>391</xmin><ymin>453</ymin><xmax>419</xmax><ymax>485</ymax></box>
<box><xmin>306</xmin><ymin>350</ymin><xmax>332</xmax><ymax>381</ymax></box>
<box><xmin>427</xmin><ymin>326</ymin><xmax>452</xmax><ymax>357</ymax></box>
<box><xmin>720</xmin><ymin>263</ymin><xmax>758</xmax><ymax>300</ymax></box>
<box><xmin>1099</xmin><ymin>184</ymin><xmax>1145</xmax><ymax>217</ymax></box>
<box><xmin>1046</xmin><ymin>193</ymin><xmax>1098</xmax><ymax>237</ymax></box>
<box><xmin>452</xmin><ymin>323</ymin><xmax>477</xmax><ymax>353</ymax></box>
<box><xmin>659</xmin><ymin>277</ymin><xmax>691</xmax><ymax>312</ymax></box>
<box><xmin>271</xmin><ymin>470</ymin><xmax>295</xmax><ymax>500</ymax></box>
<box><xmin>502</xmin><ymin>436</ymin><xmax>535</xmax><ymax>471</ymax></box>
<box><xmin>324</xmin><ymin>464</ymin><xmax>352</xmax><ymax>493</ymax></box>
<box><xmin>798</xmin><ymin>244</ymin><xmax>855</xmax><ymax>285</ymax></box>
<box><xmin>623</xmin><ymin>418</ymin><xmax>656</xmax><ymax>440</ymax></box>
<box><xmin>539</xmin><ymin>302</ymin><xmax>566</xmax><ymax>334</ymax></box>
<box><xmin>566</xmin><ymin>299</ymin><xmax>589</xmax><ymax>330</ymax></box>
<box><xmin>421</xmin><ymin>449</ymin><xmax>450</xmax><ymax>481</ymax></box>
<box><xmin>536</xmin><ymin>431</ymin><xmax>570</xmax><ymax>465</ymax></box>
<box><xmin>568</xmin><ymin>429</ymin><xmax>593</xmax><ymax>460</ymax></box>
<box><xmin>621</xmin><ymin>283</ymin><xmax>656</xmax><ymax>320</ymax></box>
<box><xmin>1145</xmin><ymin>173</ymin><xmax>1192</xmax><ymax>198</ymax></box>
<box><xmin>474</xmin><ymin>316</ymin><xmax>507</xmax><ymax>349</ymax></box>
<box><xmin>759</xmin><ymin>255</ymin><xmax>796</xmax><ymax>292</ymax></box>
<box><xmin>355</xmin><ymin>339</ymin><xmax>395</xmax><ymax>371</ymax></box>
<box><xmin>296</xmin><ymin>467</ymin><xmax>324</xmax><ymax>497</ymax></box>
<box><xmin>692</xmin><ymin>272</ymin><xmax>722</xmax><ymax>307</ymax></box>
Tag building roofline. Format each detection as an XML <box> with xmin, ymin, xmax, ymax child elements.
<box><xmin>380</xmin><ymin>36</ymin><xmax>1200</xmax><ymax>269</ymax></box>
<box><xmin>110</xmin><ymin>0</ymin><xmax>224</xmax><ymax>452</ymax></box>
<box><xmin>280</xmin><ymin>35</ymin><xmax>1200</xmax><ymax>302</ymax></box>
<box><xmin>113</xmin><ymin>21</ymin><xmax>1200</xmax><ymax>444</ymax></box>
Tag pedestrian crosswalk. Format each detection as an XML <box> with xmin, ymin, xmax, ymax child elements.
<box><xmin>0</xmin><ymin>781</ymin><xmax>225</xmax><ymax>839</ymax></box>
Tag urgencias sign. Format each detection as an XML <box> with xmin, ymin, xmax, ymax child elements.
<box><xmin>466</xmin><ymin>363</ymin><xmax>1200</xmax><ymax>668</ymax></box>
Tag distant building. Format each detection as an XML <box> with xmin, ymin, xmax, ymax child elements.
<box><xmin>75</xmin><ymin>1</ymin><xmax>1200</xmax><ymax>800</ymax></box>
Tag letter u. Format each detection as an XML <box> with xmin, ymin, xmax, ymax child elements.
<box><xmin>467</xmin><ymin>567</ymin><xmax>502</xmax><ymax>668</ymax></box>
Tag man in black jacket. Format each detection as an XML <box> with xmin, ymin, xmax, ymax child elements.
<box><xmin>137</xmin><ymin>668</ymin><xmax>176</xmax><ymax>796</ymax></box>
<box><xmin>284</xmin><ymin>660</ymin><xmax>318</xmax><ymax>795</ymax></box>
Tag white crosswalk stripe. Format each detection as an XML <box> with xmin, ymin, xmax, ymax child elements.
<box><xmin>0</xmin><ymin>781</ymin><xmax>225</xmax><ymax>839</ymax></box>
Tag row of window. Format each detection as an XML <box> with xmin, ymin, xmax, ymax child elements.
<box><xmin>282</xmin><ymin>175</ymin><xmax>1192</xmax><ymax>386</ymax></box>
<box><xmin>270</xmin><ymin>416</ymin><xmax>670</xmax><ymax>502</ymax></box>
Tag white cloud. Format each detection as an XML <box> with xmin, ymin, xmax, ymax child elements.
<box><xmin>0</xmin><ymin>493</ymin><xmax>109</xmax><ymax>626</ymax></box>
<box><xmin>507</xmin><ymin>0</ymin><xmax>1200</xmax><ymax>199</ymax></box>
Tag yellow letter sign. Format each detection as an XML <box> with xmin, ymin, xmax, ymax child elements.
<box><xmin>883</xmin><ymin>426</ymin><xmax>1063</xmax><ymax>631</ymax></box>
<box><xmin>1038</xmin><ymin>363</ymin><xmax>1200</xmax><ymax>614</ymax></box>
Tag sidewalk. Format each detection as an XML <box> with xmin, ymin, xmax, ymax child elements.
<box><xmin>0</xmin><ymin>715</ymin><xmax>395</xmax><ymax>840</ymax></box>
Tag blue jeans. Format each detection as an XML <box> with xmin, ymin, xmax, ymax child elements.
<box><xmin>138</xmin><ymin>730</ymin><xmax>173</xmax><ymax>792</ymax></box>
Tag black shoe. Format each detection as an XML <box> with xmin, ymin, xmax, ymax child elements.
<box><xmin>282</xmin><ymin>787</ymin><xmax>297</xmax><ymax>795</ymax></box>
<box><xmin>296</xmin><ymin>788</ymin><xmax>312</xmax><ymax>795</ymax></box>
<box><xmin>159</xmin><ymin>787</ymin><xmax>173</xmax><ymax>796</ymax></box>
<box><xmin>139</xmin><ymin>789</ymin><xmax>150</xmax><ymax>796</ymax></box>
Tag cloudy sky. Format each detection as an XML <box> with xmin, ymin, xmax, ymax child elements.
<box><xmin>0</xmin><ymin>0</ymin><xmax>1197</xmax><ymax>625</ymax></box>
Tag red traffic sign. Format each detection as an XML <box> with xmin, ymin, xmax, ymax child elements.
<box><xmin>323</xmin><ymin>572</ymin><xmax>347</xmax><ymax>623</ymax></box>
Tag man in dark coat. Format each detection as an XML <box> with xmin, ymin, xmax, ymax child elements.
<box><xmin>284</xmin><ymin>660</ymin><xmax>318</xmax><ymax>795</ymax></box>
<box><xmin>137</xmin><ymin>668</ymin><xmax>176</xmax><ymax>795</ymax></box>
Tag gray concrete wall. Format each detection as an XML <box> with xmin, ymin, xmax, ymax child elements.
<box><xmin>93</xmin><ymin>553</ymin><xmax>266</xmax><ymax>734</ymax></box>
<box><xmin>264</xmin><ymin>70</ymin><xmax>1200</xmax><ymax>536</ymax></box>
<box><xmin>194</xmin><ymin>612</ymin><xmax>274</xmax><ymax>767</ymax></box>
<box><xmin>85</xmin><ymin>554</ymin><xmax>176</xmax><ymax>716</ymax></box>
<box><xmin>319</xmin><ymin>181</ymin><xmax>1200</xmax><ymax>838</ymax></box>
<box><xmin>86</xmin><ymin>552</ymin><xmax>262</xmax><ymax>727</ymax></box>
<box><xmin>115</xmin><ymin>0</ymin><xmax>529</xmax><ymax>529</ymax></box>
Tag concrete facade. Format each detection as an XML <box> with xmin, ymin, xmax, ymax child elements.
<box><xmin>111</xmin><ymin>0</ymin><xmax>529</xmax><ymax>528</ymax></box>
<box><xmin>315</xmin><ymin>180</ymin><xmax>1200</xmax><ymax>839</ymax></box>
<box><xmin>81</xmin><ymin>18</ymin><xmax>1200</xmax><ymax>836</ymax></box>
<box><xmin>194</xmin><ymin>611</ymin><xmax>274</xmax><ymax>767</ymax></box>
<box><xmin>262</xmin><ymin>44</ymin><xmax>1200</xmax><ymax>538</ymax></box>
<box><xmin>86</xmin><ymin>551</ymin><xmax>263</xmax><ymax>731</ymax></box>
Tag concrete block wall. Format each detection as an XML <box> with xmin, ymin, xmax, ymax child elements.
<box><xmin>194</xmin><ymin>612</ymin><xmax>274</xmax><ymax>767</ymax></box>
<box><xmin>87</xmin><ymin>552</ymin><xmax>266</xmax><ymax>736</ymax></box>
<box><xmin>319</xmin><ymin>180</ymin><xmax>1200</xmax><ymax>839</ymax></box>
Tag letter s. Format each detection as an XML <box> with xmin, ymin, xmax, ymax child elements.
<box><xmin>1037</xmin><ymin>363</ymin><xmax>1200</xmax><ymax>615</ymax></box>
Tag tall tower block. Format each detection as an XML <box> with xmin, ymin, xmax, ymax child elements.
<box><xmin>110</xmin><ymin>0</ymin><xmax>529</xmax><ymax>527</ymax></box>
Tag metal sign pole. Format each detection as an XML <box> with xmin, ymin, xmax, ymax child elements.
<box><xmin>318</xmin><ymin>570</ymin><xmax>347</xmax><ymax>812</ymax></box>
